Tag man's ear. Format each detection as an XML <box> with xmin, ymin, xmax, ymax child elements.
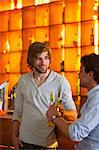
<box><xmin>88</xmin><ymin>71</ymin><xmax>94</xmax><ymax>78</ymax></box>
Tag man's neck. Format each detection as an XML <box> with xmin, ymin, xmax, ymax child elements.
<box><xmin>33</xmin><ymin>69</ymin><xmax>51</xmax><ymax>86</ymax></box>
<box><xmin>87</xmin><ymin>81</ymin><xmax>98</xmax><ymax>91</ymax></box>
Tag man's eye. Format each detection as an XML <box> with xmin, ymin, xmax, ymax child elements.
<box><xmin>36</xmin><ymin>57</ymin><xmax>40</xmax><ymax>60</ymax></box>
<box><xmin>45</xmin><ymin>56</ymin><xmax>49</xmax><ymax>59</ymax></box>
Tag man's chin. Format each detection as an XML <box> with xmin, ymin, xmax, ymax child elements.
<box><xmin>34</xmin><ymin>67</ymin><xmax>48</xmax><ymax>74</ymax></box>
<box><xmin>37</xmin><ymin>69</ymin><xmax>47</xmax><ymax>74</ymax></box>
<box><xmin>39</xmin><ymin>71</ymin><xmax>46</xmax><ymax>74</ymax></box>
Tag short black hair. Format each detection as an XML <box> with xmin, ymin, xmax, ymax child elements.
<box><xmin>81</xmin><ymin>53</ymin><xmax>99</xmax><ymax>84</ymax></box>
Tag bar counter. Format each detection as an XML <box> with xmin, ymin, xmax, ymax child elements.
<box><xmin>0</xmin><ymin>114</ymin><xmax>76</xmax><ymax>150</ymax></box>
<box><xmin>0</xmin><ymin>114</ymin><xmax>13</xmax><ymax>147</ymax></box>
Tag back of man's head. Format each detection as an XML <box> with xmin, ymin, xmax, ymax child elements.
<box><xmin>81</xmin><ymin>53</ymin><xmax>99</xmax><ymax>84</ymax></box>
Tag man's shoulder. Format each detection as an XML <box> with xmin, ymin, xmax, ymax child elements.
<box><xmin>53</xmin><ymin>71</ymin><xmax>68</xmax><ymax>81</ymax></box>
<box><xmin>52</xmin><ymin>71</ymin><xmax>63</xmax><ymax>78</ymax></box>
<box><xmin>51</xmin><ymin>71</ymin><xmax>69</xmax><ymax>84</ymax></box>
<box><xmin>21</xmin><ymin>72</ymin><xmax>32</xmax><ymax>77</ymax></box>
<box><xmin>20</xmin><ymin>72</ymin><xmax>32</xmax><ymax>81</ymax></box>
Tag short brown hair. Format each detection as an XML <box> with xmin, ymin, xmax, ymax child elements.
<box><xmin>27</xmin><ymin>42</ymin><xmax>51</xmax><ymax>70</ymax></box>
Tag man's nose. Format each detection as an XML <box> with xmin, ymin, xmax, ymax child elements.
<box><xmin>77</xmin><ymin>71</ymin><xmax>80</xmax><ymax>77</ymax></box>
<box><xmin>41</xmin><ymin>59</ymin><xmax>45</xmax><ymax>64</ymax></box>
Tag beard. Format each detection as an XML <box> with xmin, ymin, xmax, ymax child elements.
<box><xmin>34</xmin><ymin>66</ymin><xmax>48</xmax><ymax>74</ymax></box>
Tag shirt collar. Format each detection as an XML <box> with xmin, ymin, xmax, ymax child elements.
<box><xmin>87</xmin><ymin>85</ymin><xmax>99</xmax><ymax>97</ymax></box>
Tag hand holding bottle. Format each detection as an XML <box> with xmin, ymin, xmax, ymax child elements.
<box><xmin>47</xmin><ymin>90</ymin><xmax>61</xmax><ymax>126</ymax></box>
<box><xmin>47</xmin><ymin>91</ymin><xmax>55</xmax><ymax>126</ymax></box>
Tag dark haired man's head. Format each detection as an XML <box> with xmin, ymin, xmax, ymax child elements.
<box><xmin>81</xmin><ymin>53</ymin><xmax>99</xmax><ymax>84</ymax></box>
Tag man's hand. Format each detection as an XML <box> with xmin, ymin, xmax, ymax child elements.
<box><xmin>12</xmin><ymin>120</ymin><xmax>23</xmax><ymax>150</ymax></box>
<box><xmin>12</xmin><ymin>134</ymin><xmax>23</xmax><ymax>150</ymax></box>
<box><xmin>46</xmin><ymin>103</ymin><xmax>62</xmax><ymax>121</ymax></box>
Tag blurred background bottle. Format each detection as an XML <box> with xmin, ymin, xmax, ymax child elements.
<box><xmin>90</xmin><ymin>28</ymin><xmax>94</xmax><ymax>46</ymax></box>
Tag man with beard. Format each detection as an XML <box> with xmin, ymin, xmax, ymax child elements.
<box><xmin>46</xmin><ymin>53</ymin><xmax>99</xmax><ymax>150</ymax></box>
<box><xmin>12</xmin><ymin>42</ymin><xmax>77</xmax><ymax>150</ymax></box>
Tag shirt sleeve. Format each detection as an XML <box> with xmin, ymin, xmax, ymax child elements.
<box><xmin>69</xmin><ymin>101</ymin><xmax>99</xmax><ymax>141</ymax></box>
<box><xmin>12</xmin><ymin>77</ymin><xmax>24</xmax><ymax>123</ymax></box>
<box><xmin>60</xmin><ymin>76</ymin><xmax>76</xmax><ymax>110</ymax></box>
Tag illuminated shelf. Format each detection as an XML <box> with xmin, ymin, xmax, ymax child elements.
<box><xmin>0</xmin><ymin>0</ymin><xmax>99</xmax><ymax>97</ymax></box>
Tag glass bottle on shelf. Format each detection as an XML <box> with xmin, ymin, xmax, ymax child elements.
<box><xmin>14</xmin><ymin>0</ymin><xmax>17</xmax><ymax>9</ymax></box>
<box><xmin>11</xmin><ymin>0</ymin><xmax>15</xmax><ymax>10</ymax></box>
<box><xmin>8</xmin><ymin>90</ymin><xmax>14</xmax><ymax>111</ymax></box>
<box><xmin>60</xmin><ymin>60</ymin><xmax>64</xmax><ymax>72</ymax></box>
<box><xmin>62</xmin><ymin>4</ymin><xmax>65</xmax><ymax>24</ymax></box>
<box><xmin>6</xmin><ymin>39</ymin><xmax>10</xmax><ymax>52</ymax></box>
<box><xmin>29</xmin><ymin>35</ymin><xmax>35</xmax><ymax>45</ymax></box>
<box><xmin>44</xmin><ymin>33</ymin><xmax>49</xmax><ymax>45</ymax></box>
<box><xmin>5</xmin><ymin>61</ymin><xmax>10</xmax><ymax>73</ymax></box>
<box><xmin>13</xmin><ymin>83</ymin><xmax>17</xmax><ymax>101</ymax></box>
<box><xmin>11</xmin><ymin>0</ymin><xmax>17</xmax><ymax>9</ymax></box>
<box><xmin>58</xmin><ymin>36</ymin><xmax>63</xmax><ymax>49</ymax></box>
<box><xmin>0</xmin><ymin>81</ymin><xmax>9</xmax><ymax>112</ymax></box>
<box><xmin>17</xmin><ymin>35</ymin><xmax>22</xmax><ymax>50</ymax></box>
<box><xmin>90</xmin><ymin>28</ymin><xmax>94</xmax><ymax>46</ymax></box>
<box><xmin>73</xmin><ymin>33</ymin><xmax>78</xmax><ymax>47</ymax></box>
<box><xmin>3</xmin><ymin>39</ymin><xmax>10</xmax><ymax>53</ymax></box>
